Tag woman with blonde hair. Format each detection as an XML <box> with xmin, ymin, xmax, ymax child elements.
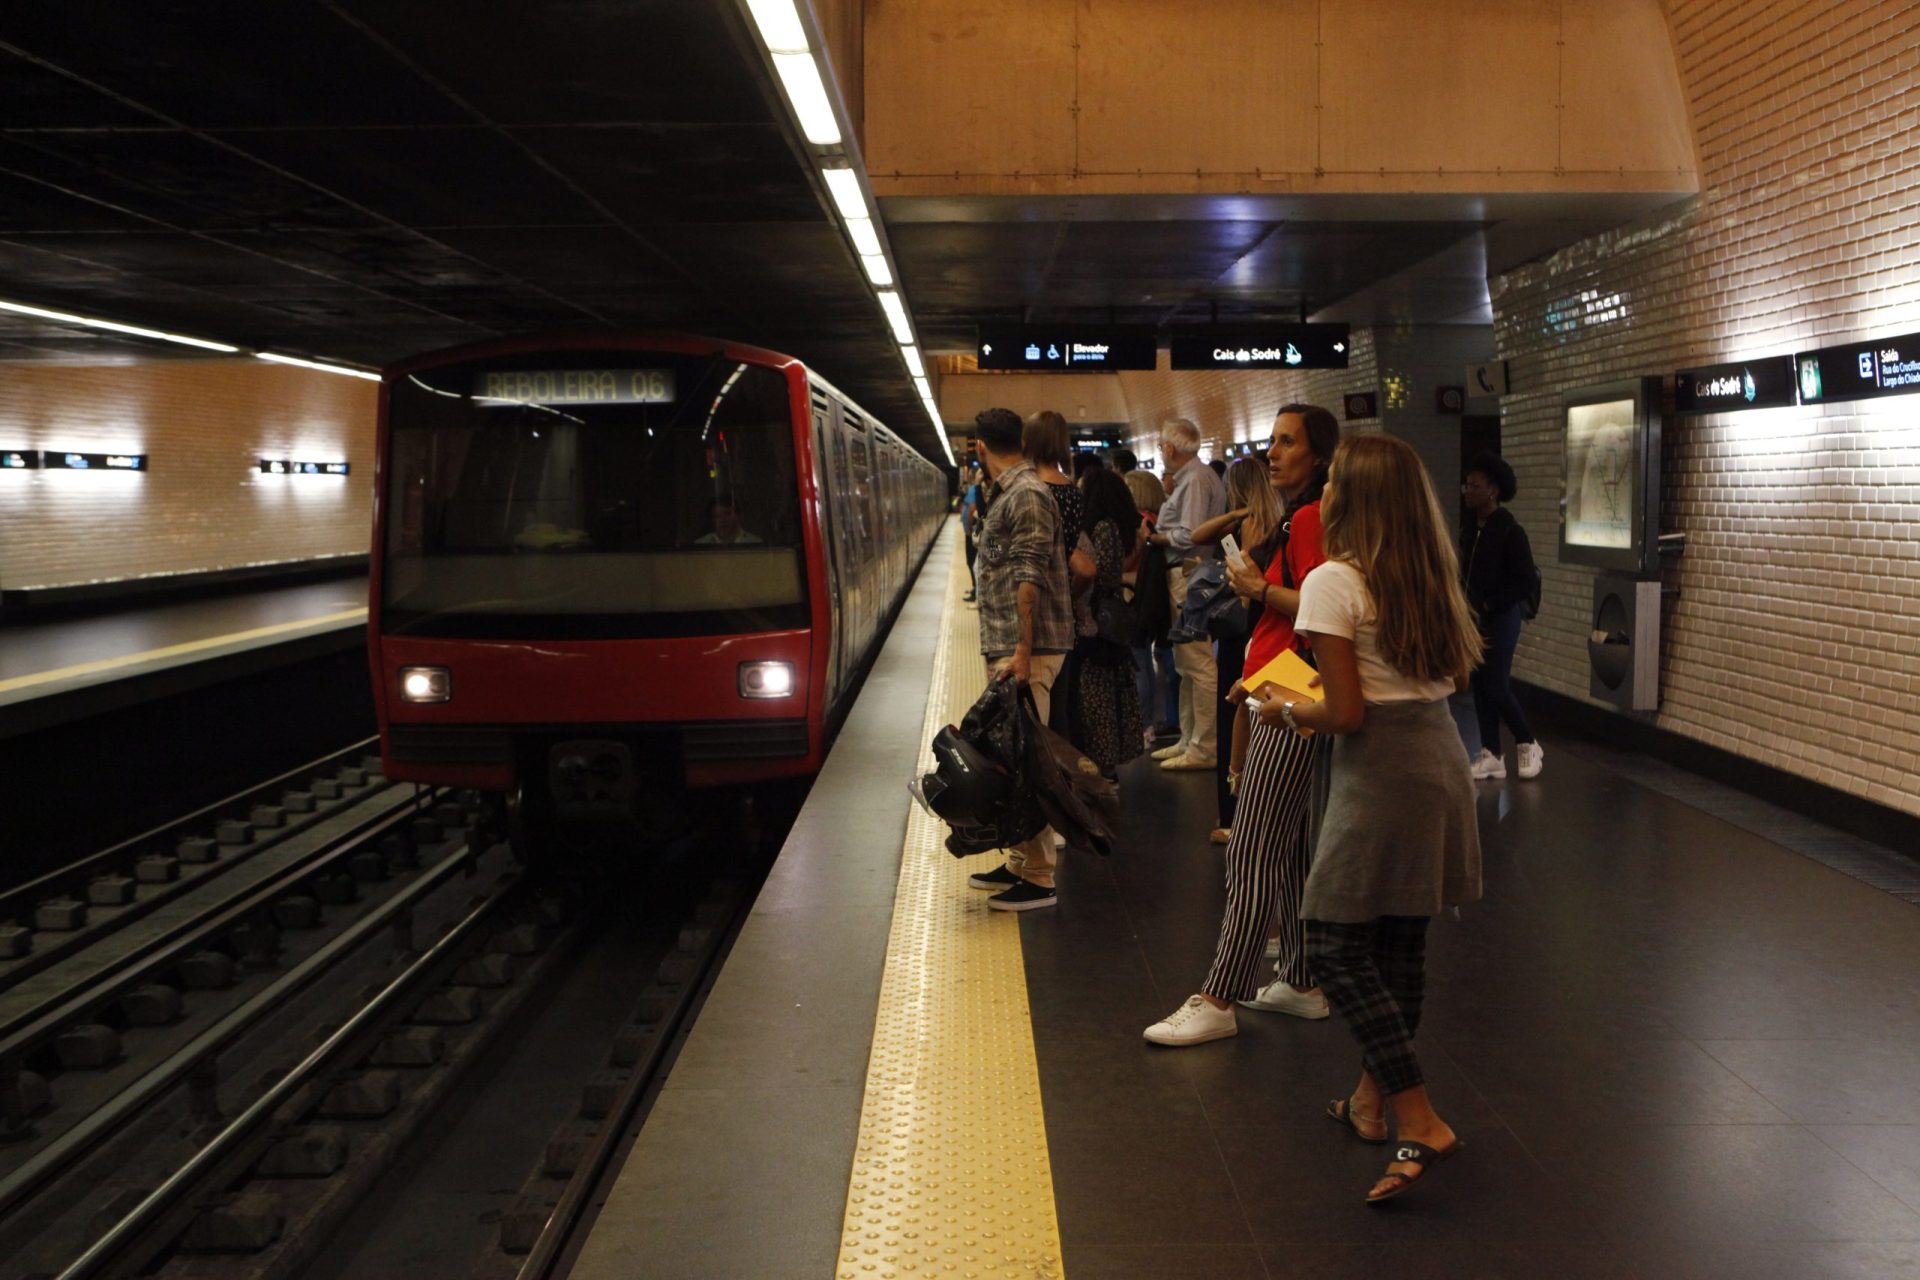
<box><xmin>1260</xmin><ymin>433</ymin><xmax>1483</xmax><ymax>1204</ymax></box>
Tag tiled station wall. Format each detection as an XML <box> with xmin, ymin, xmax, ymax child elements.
<box><xmin>0</xmin><ymin>360</ymin><xmax>376</xmax><ymax>592</ymax></box>
<box><xmin>1489</xmin><ymin>0</ymin><xmax>1920</xmax><ymax>816</ymax></box>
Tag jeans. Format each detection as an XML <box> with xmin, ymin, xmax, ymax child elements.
<box><xmin>1470</xmin><ymin>604</ymin><xmax>1534</xmax><ymax>755</ymax></box>
<box><xmin>1133</xmin><ymin>637</ymin><xmax>1181</xmax><ymax>729</ymax></box>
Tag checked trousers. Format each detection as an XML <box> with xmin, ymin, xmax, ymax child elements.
<box><xmin>1305</xmin><ymin>915</ymin><xmax>1432</xmax><ymax>1097</ymax></box>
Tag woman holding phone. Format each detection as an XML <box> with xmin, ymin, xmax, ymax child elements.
<box><xmin>1143</xmin><ymin>405</ymin><xmax>1340</xmax><ymax>1046</ymax></box>
<box><xmin>1265</xmin><ymin>433</ymin><xmax>1483</xmax><ymax>1204</ymax></box>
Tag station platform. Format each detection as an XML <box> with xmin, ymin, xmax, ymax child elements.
<box><xmin>569</xmin><ymin>527</ymin><xmax>1920</xmax><ymax>1280</ymax></box>
<box><xmin>0</xmin><ymin>575</ymin><xmax>367</xmax><ymax>736</ymax></box>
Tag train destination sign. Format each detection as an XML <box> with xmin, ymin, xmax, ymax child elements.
<box><xmin>260</xmin><ymin>459</ymin><xmax>351</xmax><ymax>476</ymax></box>
<box><xmin>1673</xmin><ymin>356</ymin><xmax>1795</xmax><ymax>413</ymax></box>
<box><xmin>1795</xmin><ymin>330</ymin><xmax>1920</xmax><ymax>404</ymax></box>
<box><xmin>1</xmin><ymin>449</ymin><xmax>38</xmax><ymax>469</ymax></box>
<box><xmin>474</xmin><ymin>368</ymin><xmax>675</xmax><ymax>405</ymax></box>
<box><xmin>44</xmin><ymin>451</ymin><xmax>146</xmax><ymax>471</ymax></box>
<box><xmin>976</xmin><ymin>326</ymin><xmax>1158</xmax><ymax>372</ymax></box>
<box><xmin>1169</xmin><ymin>325</ymin><xmax>1350</xmax><ymax>370</ymax></box>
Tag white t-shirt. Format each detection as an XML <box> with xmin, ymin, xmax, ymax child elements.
<box><xmin>1294</xmin><ymin>559</ymin><xmax>1455</xmax><ymax>704</ymax></box>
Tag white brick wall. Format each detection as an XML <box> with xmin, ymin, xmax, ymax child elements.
<box><xmin>0</xmin><ymin>359</ymin><xmax>376</xmax><ymax>591</ymax></box>
<box><xmin>1490</xmin><ymin>0</ymin><xmax>1920</xmax><ymax>816</ymax></box>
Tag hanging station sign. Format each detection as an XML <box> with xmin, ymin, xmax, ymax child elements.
<box><xmin>1</xmin><ymin>449</ymin><xmax>39</xmax><ymax>469</ymax></box>
<box><xmin>1794</xmin><ymin>330</ymin><xmax>1920</xmax><ymax>405</ymax></box>
<box><xmin>259</xmin><ymin>459</ymin><xmax>351</xmax><ymax>475</ymax></box>
<box><xmin>1673</xmin><ymin>356</ymin><xmax>1796</xmax><ymax>414</ymax></box>
<box><xmin>1168</xmin><ymin>324</ymin><xmax>1350</xmax><ymax>370</ymax></box>
<box><xmin>975</xmin><ymin>326</ymin><xmax>1158</xmax><ymax>372</ymax></box>
<box><xmin>43</xmin><ymin>451</ymin><xmax>146</xmax><ymax>471</ymax></box>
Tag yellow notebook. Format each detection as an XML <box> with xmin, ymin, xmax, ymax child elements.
<box><xmin>1243</xmin><ymin>648</ymin><xmax>1324</xmax><ymax>704</ymax></box>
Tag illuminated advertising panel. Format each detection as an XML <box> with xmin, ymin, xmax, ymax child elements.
<box><xmin>1559</xmin><ymin>378</ymin><xmax>1661</xmax><ymax>577</ymax></box>
<box><xmin>1168</xmin><ymin>325</ymin><xmax>1350</xmax><ymax>370</ymax></box>
<box><xmin>975</xmin><ymin>326</ymin><xmax>1158</xmax><ymax>372</ymax></box>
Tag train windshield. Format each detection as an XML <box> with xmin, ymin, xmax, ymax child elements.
<box><xmin>382</xmin><ymin>352</ymin><xmax>806</xmax><ymax>639</ymax></box>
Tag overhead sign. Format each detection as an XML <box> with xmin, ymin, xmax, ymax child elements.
<box><xmin>1169</xmin><ymin>325</ymin><xmax>1350</xmax><ymax>370</ymax></box>
<box><xmin>260</xmin><ymin>459</ymin><xmax>351</xmax><ymax>476</ymax></box>
<box><xmin>1674</xmin><ymin>356</ymin><xmax>1796</xmax><ymax>414</ymax></box>
<box><xmin>975</xmin><ymin>326</ymin><xmax>1158</xmax><ymax>372</ymax></box>
<box><xmin>1794</xmin><ymin>330</ymin><xmax>1920</xmax><ymax>404</ymax></box>
<box><xmin>474</xmin><ymin>368</ymin><xmax>675</xmax><ymax>405</ymax></box>
<box><xmin>1</xmin><ymin>449</ymin><xmax>38</xmax><ymax>469</ymax></box>
<box><xmin>44</xmin><ymin>451</ymin><xmax>146</xmax><ymax>471</ymax></box>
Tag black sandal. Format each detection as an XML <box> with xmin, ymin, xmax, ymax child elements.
<box><xmin>1325</xmin><ymin>1097</ymin><xmax>1387</xmax><ymax>1145</ymax></box>
<box><xmin>1364</xmin><ymin>1137</ymin><xmax>1464</xmax><ymax>1204</ymax></box>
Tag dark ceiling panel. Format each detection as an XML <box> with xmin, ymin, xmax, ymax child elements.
<box><xmin>0</xmin><ymin>50</ymin><xmax>152</xmax><ymax>128</ymax></box>
<box><xmin>0</xmin><ymin>160</ymin><xmax>154</xmax><ymax>234</ymax></box>
<box><xmin>512</xmin><ymin>124</ymin><xmax>821</xmax><ymax>224</ymax></box>
<box><xmin>229</xmin><ymin>128</ymin><xmax>613</xmax><ymax>230</ymax></box>
<box><xmin>0</xmin><ymin>4</ymin><xmax>467</xmax><ymax>128</ymax></box>
<box><xmin>337</xmin><ymin>1</ymin><xmax>769</xmax><ymax>127</ymax></box>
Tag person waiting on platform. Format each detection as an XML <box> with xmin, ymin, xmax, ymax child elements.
<box><xmin>1061</xmin><ymin>466</ymin><xmax>1146</xmax><ymax>779</ymax></box>
<box><xmin>694</xmin><ymin>495</ymin><xmax>763</xmax><ymax>545</ymax></box>
<box><xmin>965</xmin><ymin>407</ymin><xmax>1075</xmax><ymax>912</ymax></box>
<box><xmin>1273</xmin><ymin>433</ymin><xmax>1482</xmax><ymax>1204</ymax></box>
<box><xmin>1460</xmin><ymin>452</ymin><xmax>1542</xmax><ymax>780</ymax></box>
<box><xmin>1121</xmin><ymin>467</ymin><xmax>1178</xmax><ymax>745</ymax></box>
<box><xmin>1143</xmin><ymin>405</ymin><xmax>1337</xmax><ymax>1046</ymax></box>
<box><xmin>959</xmin><ymin>460</ymin><xmax>985</xmax><ymax>605</ymax></box>
<box><xmin>1147</xmin><ymin>419</ymin><xmax>1225</xmax><ymax>770</ymax></box>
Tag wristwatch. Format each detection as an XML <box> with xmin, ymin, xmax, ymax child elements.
<box><xmin>1281</xmin><ymin>700</ymin><xmax>1299</xmax><ymax>731</ymax></box>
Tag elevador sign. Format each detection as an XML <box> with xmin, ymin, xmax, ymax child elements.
<box><xmin>1169</xmin><ymin>325</ymin><xmax>1350</xmax><ymax>371</ymax></box>
<box><xmin>1673</xmin><ymin>356</ymin><xmax>1795</xmax><ymax>414</ymax></box>
<box><xmin>975</xmin><ymin>326</ymin><xmax>1157</xmax><ymax>372</ymax></box>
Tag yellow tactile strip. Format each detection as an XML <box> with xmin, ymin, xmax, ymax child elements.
<box><xmin>836</xmin><ymin>536</ymin><xmax>1064</xmax><ymax>1280</ymax></box>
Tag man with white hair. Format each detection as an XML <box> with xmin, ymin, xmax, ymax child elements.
<box><xmin>1148</xmin><ymin>418</ymin><xmax>1225</xmax><ymax>769</ymax></box>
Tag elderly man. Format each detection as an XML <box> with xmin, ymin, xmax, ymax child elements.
<box><xmin>1148</xmin><ymin>418</ymin><xmax>1225</xmax><ymax>769</ymax></box>
<box><xmin>966</xmin><ymin>407</ymin><xmax>1075</xmax><ymax>911</ymax></box>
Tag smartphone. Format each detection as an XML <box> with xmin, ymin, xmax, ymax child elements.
<box><xmin>1221</xmin><ymin>532</ymin><xmax>1246</xmax><ymax>567</ymax></box>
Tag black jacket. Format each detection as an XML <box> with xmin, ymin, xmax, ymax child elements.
<box><xmin>1461</xmin><ymin>507</ymin><xmax>1536</xmax><ymax>622</ymax></box>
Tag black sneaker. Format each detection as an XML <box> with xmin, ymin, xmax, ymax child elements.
<box><xmin>987</xmin><ymin>880</ymin><xmax>1056</xmax><ymax>911</ymax></box>
<box><xmin>967</xmin><ymin>862</ymin><xmax>1020</xmax><ymax>890</ymax></box>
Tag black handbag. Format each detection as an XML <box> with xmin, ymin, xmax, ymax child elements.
<box><xmin>1091</xmin><ymin>585</ymin><xmax>1138</xmax><ymax>647</ymax></box>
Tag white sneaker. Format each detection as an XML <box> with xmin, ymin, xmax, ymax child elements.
<box><xmin>1238</xmin><ymin>980</ymin><xmax>1330</xmax><ymax>1020</ymax></box>
<box><xmin>1143</xmin><ymin>995</ymin><xmax>1237</xmax><ymax>1046</ymax></box>
<box><xmin>1469</xmin><ymin>748</ymin><xmax>1506</xmax><ymax>780</ymax></box>
<box><xmin>1161</xmin><ymin>751</ymin><xmax>1217</xmax><ymax>771</ymax></box>
<box><xmin>1517</xmin><ymin>741</ymin><xmax>1544</xmax><ymax>779</ymax></box>
<box><xmin>1264</xmin><ymin>937</ymin><xmax>1282</xmax><ymax>960</ymax></box>
<box><xmin>1150</xmin><ymin>741</ymin><xmax>1189</xmax><ymax>761</ymax></box>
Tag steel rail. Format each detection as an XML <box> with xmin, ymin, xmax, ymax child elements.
<box><xmin>0</xmin><ymin>837</ymin><xmax>491</xmax><ymax>1236</ymax></box>
<box><xmin>0</xmin><ymin>787</ymin><xmax>432</xmax><ymax>1060</ymax></box>
<box><xmin>0</xmin><ymin>735</ymin><xmax>381</xmax><ymax>920</ymax></box>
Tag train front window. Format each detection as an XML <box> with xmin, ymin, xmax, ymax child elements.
<box><xmin>382</xmin><ymin>353</ymin><xmax>807</xmax><ymax>638</ymax></box>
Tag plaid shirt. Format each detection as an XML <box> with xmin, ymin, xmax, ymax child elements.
<box><xmin>975</xmin><ymin>460</ymin><xmax>1074</xmax><ymax>658</ymax></box>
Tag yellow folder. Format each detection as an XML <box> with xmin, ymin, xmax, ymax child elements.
<box><xmin>1243</xmin><ymin>647</ymin><xmax>1324</xmax><ymax>704</ymax></box>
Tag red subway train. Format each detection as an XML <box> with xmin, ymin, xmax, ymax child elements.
<box><xmin>368</xmin><ymin>332</ymin><xmax>947</xmax><ymax>851</ymax></box>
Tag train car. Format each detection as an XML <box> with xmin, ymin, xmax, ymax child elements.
<box><xmin>368</xmin><ymin>332</ymin><xmax>946</xmax><ymax>850</ymax></box>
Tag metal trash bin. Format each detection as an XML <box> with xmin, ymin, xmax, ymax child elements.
<box><xmin>1589</xmin><ymin>574</ymin><xmax>1661</xmax><ymax>711</ymax></box>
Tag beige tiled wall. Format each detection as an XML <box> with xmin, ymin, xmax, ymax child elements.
<box><xmin>0</xmin><ymin>359</ymin><xmax>376</xmax><ymax>592</ymax></box>
<box><xmin>1489</xmin><ymin>0</ymin><xmax>1920</xmax><ymax>816</ymax></box>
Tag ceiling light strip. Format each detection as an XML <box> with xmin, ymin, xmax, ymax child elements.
<box><xmin>256</xmin><ymin>352</ymin><xmax>382</xmax><ymax>381</ymax></box>
<box><xmin>0</xmin><ymin>298</ymin><xmax>240</xmax><ymax>353</ymax></box>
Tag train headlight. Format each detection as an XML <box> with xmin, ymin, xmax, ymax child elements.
<box><xmin>738</xmin><ymin>661</ymin><xmax>796</xmax><ymax>699</ymax></box>
<box><xmin>399</xmin><ymin>666</ymin><xmax>452</xmax><ymax>704</ymax></box>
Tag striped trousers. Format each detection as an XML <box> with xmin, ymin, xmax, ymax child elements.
<box><xmin>1200</xmin><ymin>717</ymin><xmax>1320</xmax><ymax>1001</ymax></box>
<box><xmin>1306</xmin><ymin>916</ymin><xmax>1432</xmax><ymax>1096</ymax></box>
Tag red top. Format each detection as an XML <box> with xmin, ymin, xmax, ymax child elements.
<box><xmin>1243</xmin><ymin>501</ymin><xmax>1326</xmax><ymax>672</ymax></box>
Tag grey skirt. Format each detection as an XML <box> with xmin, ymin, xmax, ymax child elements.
<box><xmin>1301</xmin><ymin>698</ymin><xmax>1482</xmax><ymax>924</ymax></box>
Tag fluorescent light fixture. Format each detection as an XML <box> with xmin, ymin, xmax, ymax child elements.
<box><xmin>822</xmin><ymin>167</ymin><xmax>866</xmax><ymax>220</ymax></box>
<box><xmin>256</xmin><ymin>352</ymin><xmax>382</xmax><ymax>381</ymax></box>
<box><xmin>877</xmin><ymin>290</ymin><xmax>913</xmax><ymax>343</ymax></box>
<box><xmin>913</xmin><ymin>375</ymin><xmax>932</xmax><ymax>398</ymax></box>
<box><xmin>902</xmin><ymin>346</ymin><xmax>926</xmax><ymax>378</ymax></box>
<box><xmin>845</xmin><ymin>217</ymin><xmax>882</xmax><ymax>258</ymax></box>
<box><xmin>745</xmin><ymin>0</ymin><xmax>809</xmax><ymax>53</ymax></box>
<box><xmin>859</xmin><ymin>254</ymin><xmax>893</xmax><ymax>287</ymax></box>
<box><xmin>772</xmin><ymin>52</ymin><xmax>840</xmax><ymax>146</ymax></box>
<box><xmin>0</xmin><ymin>297</ymin><xmax>239</xmax><ymax>353</ymax></box>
